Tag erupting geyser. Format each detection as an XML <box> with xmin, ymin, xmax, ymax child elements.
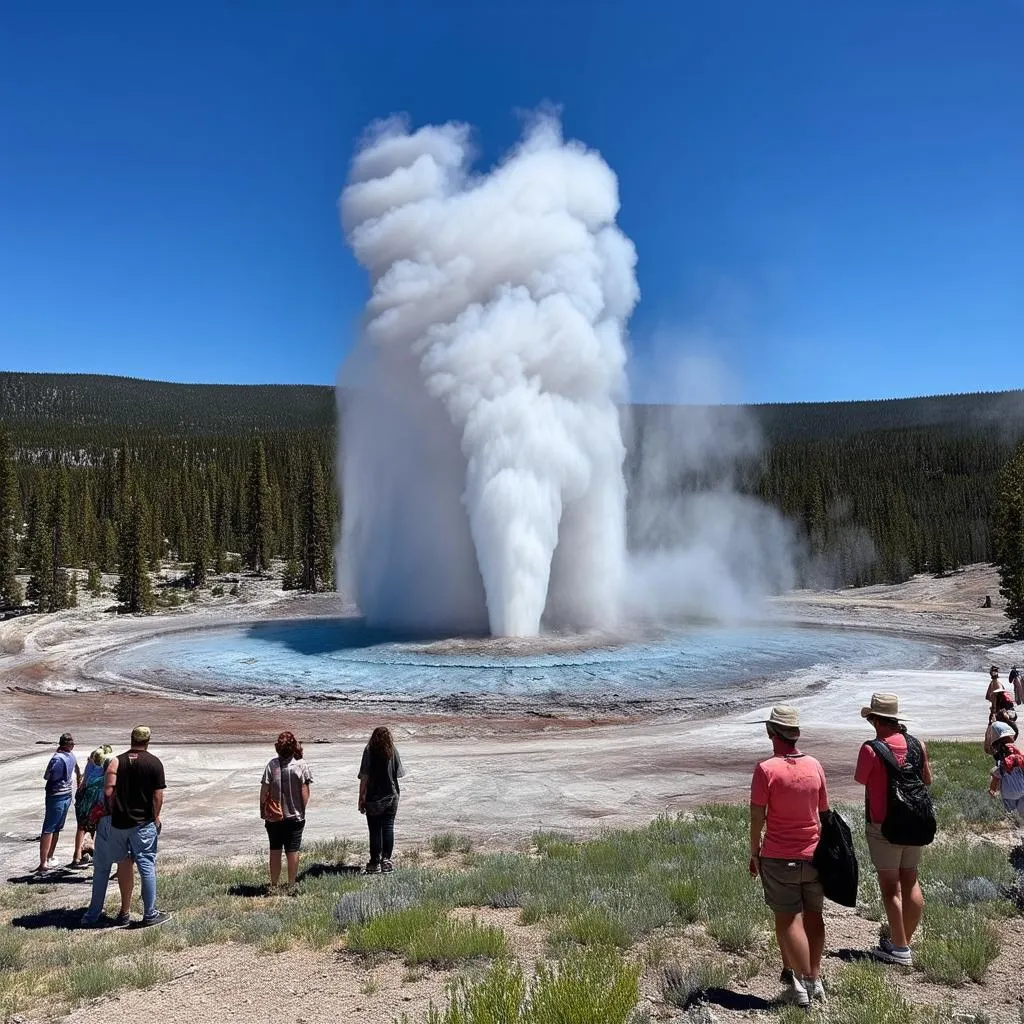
<box><xmin>338</xmin><ymin>116</ymin><xmax>638</xmax><ymax>637</ymax></box>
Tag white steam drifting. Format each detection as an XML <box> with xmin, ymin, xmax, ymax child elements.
<box><xmin>338</xmin><ymin>116</ymin><xmax>638</xmax><ymax>637</ymax></box>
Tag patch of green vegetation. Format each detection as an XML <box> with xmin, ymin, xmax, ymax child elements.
<box><xmin>408</xmin><ymin>948</ymin><xmax>639</xmax><ymax>1024</ymax></box>
<box><xmin>57</xmin><ymin>953</ymin><xmax>170</xmax><ymax>1002</ymax></box>
<box><xmin>662</xmin><ymin>960</ymin><xmax>734</xmax><ymax>1009</ymax></box>
<box><xmin>915</xmin><ymin>902</ymin><xmax>1002</xmax><ymax>986</ymax></box>
<box><xmin>0</xmin><ymin>932</ymin><xmax>25</xmax><ymax>973</ymax></box>
<box><xmin>347</xmin><ymin>904</ymin><xmax>507</xmax><ymax>967</ymax></box>
<box><xmin>429</xmin><ymin>833</ymin><xmax>472</xmax><ymax>857</ymax></box>
<box><xmin>777</xmin><ymin>961</ymin><xmax>917</xmax><ymax>1024</ymax></box>
<box><xmin>927</xmin><ymin>741</ymin><xmax>1007</xmax><ymax>829</ymax></box>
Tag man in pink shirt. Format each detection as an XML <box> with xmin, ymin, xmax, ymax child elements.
<box><xmin>750</xmin><ymin>706</ymin><xmax>829</xmax><ymax>1007</ymax></box>
<box><xmin>855</xmin><ymin>692</ymin><xmax>932</xmax><ymax>967</ymax></box>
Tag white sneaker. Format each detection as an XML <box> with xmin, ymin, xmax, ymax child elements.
<box><xmin>783</xmin><ymin>974</ymin><xmax>810</xmax><ymax>1008</ymax></box>
<box><xmin>873</xmin><ymin>938</ymin><xmax>913</xmax><ymax>967</ymax></box>
<box><xmin>805</xmin><ymin>977</ymin><xmax>826</xmax><ymax>1002</ymax></box>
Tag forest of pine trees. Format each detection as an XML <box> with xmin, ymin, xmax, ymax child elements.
<box><xmin>0</xmin><ymin>425</ymin><xmax>337</xmax><ymax>614</ymax></box>
<box><xmin>994</xmin><ymin>440</ymin><xmax>1024</xmax><ymax>637</ymax></box>
<box><xmin>2</xmin><ymin>373</ymin><xmax>1023</xmax><ymax>619</ymax></box>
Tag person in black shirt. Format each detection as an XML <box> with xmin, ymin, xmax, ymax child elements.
<box><xmin>358</xmin><ymin>726</ymin><xmax>406</xmax><ymax>874</ymax></box>
<box><xmin>80</xmin><ymin>726</ymin><xmax>170</xmax><ymax>928</ymax></box>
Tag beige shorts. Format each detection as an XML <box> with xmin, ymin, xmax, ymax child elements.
<box><xmin>759</xmin><ymin>857</ymin><xmax>825</xmax><ymax>915</ymax></box>
<box><xmin>865</xmin><ymin>821</ymin><xmax>924</xmax><ymax>872</ymax></box>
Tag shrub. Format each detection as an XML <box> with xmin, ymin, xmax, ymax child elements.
<box><xmin>0</xmin><ymin>931</ymin><xmax>25</xmax><ymax>973</ymax></box>
<box><xmin>525</xmin><ymin>948</ymin><xmax>640</xmax><ymax>1024</ymax></box>
<box><xmin>417</xmin><ymin>949</ymin><xmax>639</xmax><ymax>1024</ymax></box>
<box><xmin>915</xmin><ymin>903</ymin><xmax>1001</xmax><ymax>985</ymax></box>
<box><xmin>334</xmin><ymin>875</ymin><xmax>425</xmax><ymax>927</ymax></box>
<box><xmin>662</xmin><ymin>961</ymin><xmax>733</xmax><ymax>1009</ymax></box>
<box><xmin>777</xmin><ymin>961</ymin><xmax>918</xmax><ymax>1024</ymax></box>
<box><xmin>347</xmin><ymin>904</ymin><xmax>506</xmax><ymax>967</ymax></box>
<box><xmin>430</xmin><ymin>833</ymin><xmax>458</xmax><ymax>857</ymax></box>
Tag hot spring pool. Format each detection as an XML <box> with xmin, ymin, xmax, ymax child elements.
<box><xmin>93</xmin><ymin>617</ymin><xmax>943</xmax><ymax>706</ymax></box>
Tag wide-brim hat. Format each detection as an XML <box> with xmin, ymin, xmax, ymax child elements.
<box><xmin>860</xmin><ymin>693</ymin><xmax>909</xmax><ymax>722</ymax></box>
<box><xmin>761</xmin><ymin>706</ymin><xmax>800</xmax><ymax>729</ymax></box>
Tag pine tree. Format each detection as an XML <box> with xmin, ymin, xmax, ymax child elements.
<box><xmin>48</xmin><ymin>467</ymin><xmax>72</xmax><ymax>610</ymax></box>
<box><xmin>26</xmin><ymin>486</ymin><xmax>53</xmax><ymax>612</ymax></box>
<box><xmin>192</xmin><ymin>491</ymin><xmax>213</xmax><ymax>587</ymax></box>
<box><xmin>87</xmin><ymin>563</ymin><xmax>103</xmax><ymax>597</ymax></box>
<box><xmin>245</xmin><ymin>440</ymin><xmax>271</xmax><ymax>572</ymax></box>
<box><xmin>299</xmin><ymin>456</ymin><xmax>333</xmax><ymax>592</ymax></box>
<box><xmin>116</xmin><ymin>489</ymin><xmax>154</xmax><ymax>613</ymax></box>
<box><xmin>994</xmin><ymin>441</ymin><xmax>1024</xmax><ymax>638</ymax></box>
<box><xmin>0</xmin><ymin>429</ymin><xmax>22</xmax><ymax>608</ymax></box>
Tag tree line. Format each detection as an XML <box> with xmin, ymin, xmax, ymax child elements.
<box><xmin>0</xmin><ymin>428</ymin><xmax>336</xmax><ymax>614</ymax></box>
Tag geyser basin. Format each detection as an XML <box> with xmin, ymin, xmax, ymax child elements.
<box><xmin>96</xmin><ymin>619</ymin><xmax>942</xmax><ymax>708</ymax></box>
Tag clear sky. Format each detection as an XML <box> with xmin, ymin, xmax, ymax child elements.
<box><xmin>1</xmin><ymin>1</ymin><xmax>1021</xmax><ymax>403</ymax></box>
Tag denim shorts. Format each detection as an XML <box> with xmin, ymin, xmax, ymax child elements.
<box><xmin>42</xmin><ymin>794</ymin><xmax>72</xmax><ymax>834</ymax></box>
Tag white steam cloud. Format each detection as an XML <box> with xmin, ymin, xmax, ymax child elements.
<box><xmin>338</xmin><ymin>116</ymin><xmax>638</xmax><ymax>637</ymax></box>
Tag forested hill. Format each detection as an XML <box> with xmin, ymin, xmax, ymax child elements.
<box><xmin>0</xmin><ymin>372</ymin><xmax>335</xmax><ymax>441</ymax></box>
<box><xmin>1</xmin><ymin>371</ymin><xmax>1023</xmax><ymax>599</ymax></box>
<box><xmin>3</xmin><ymin>370</ymin><xmax>1023</xmax><ymax>444</ymax></box>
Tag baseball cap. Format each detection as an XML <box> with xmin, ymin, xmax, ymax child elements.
<box><xmin>131</xmin><ymin>725</ymin><xmax>152</xmax><ymax>743</ymax></box>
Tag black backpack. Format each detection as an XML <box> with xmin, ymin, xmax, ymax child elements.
<box><xmin>867</xmin><ymin>735</ymin><xmax>937</xmax><ymax>847</ymax></box>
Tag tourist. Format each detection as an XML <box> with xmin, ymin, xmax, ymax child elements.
<box><xmin>1010</xmin><ymin>665</ymin><xmax>1023</xmax><ymax>707</ymax></box>
<box><xmin>984</xmin><ymin>691</ymin><xmax>1018</xmax><ymax>753</ymax></box>
<box><xmin>260</xmin><ymin>731</ymin><xmax>313</xmax><ymax>890</ymax></box>
<box><xmin>80</xmin><ymin>726</ymin><xmax>169</xmax><ymax>928</ymax></box>
<box><xmin>855</xmin><ymin>693</ymin><xmax>934</xmax><ymax>967</ymax></box>
<box><xmin>70</xmin><ymin>744</ymin><xmax>113</xmax><ymax>868</ymax></box>
<box><xmin>988</xmin><ymin>721</ymin><xmax>1024</xmax><ymax>816</ymax></box>
<box><xmin>357</xmin><ymin>726</ymin><xmax>406</xmax><ymax>874</ymax></box>
<box><xmin>37</xmin><ymin>732</ymin><xmax>81</xmax><ymax>875</ymax></box>
<box><xmin>748</xmin><ymin>706</ymin><xmax>828</xmax><ymax>1007</ymax></box>
<box><xmin>986</xmin><ymin>665</ymin><xmax>1003</xmax><ymax>709</ymax></box>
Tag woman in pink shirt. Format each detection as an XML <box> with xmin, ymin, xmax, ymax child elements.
<box><xmin>749</xmin><ymin>706</ymin><xmax>829</xmax><ymax>1008</ymax></box>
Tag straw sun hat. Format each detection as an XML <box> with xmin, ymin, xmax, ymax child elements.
<box><xmin>761</xmin><ymin>706</ymin><xmax>801</xmax><ymax>729</ymax></box>
<box><xmin>860</xmin><ymin>693</ymin><xmax>910</xmax><ymax>722</ymax></box>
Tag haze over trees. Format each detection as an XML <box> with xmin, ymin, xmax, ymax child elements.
<box><xmin>1</xmin><ymin>372</ymin><xmax>1023</xmax><ymax>621</ymax></box>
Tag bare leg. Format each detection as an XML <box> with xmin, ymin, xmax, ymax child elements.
<box><xmin>48</xmin><ymin>831</ymin><xmax>61</xmax><ymax>862</ymax></box>
<box><xmin>38</xmin><ymin>833</ymin><xmax>53</xmax><ymax>870</ymax></box>
<box><xmin>803</xmin><ymin>910</ymin><xmax>825</xmax><ymax>978</ymax></box>
<box><xmin>269</xmin><ymin>849</ymin><xmax>282</xmax><ymax>886</ymax></box>
<box><xmin>73</xmin><ymin>827</ymin><xmax>86</xmax><ymax>862</ymax></box>
<box><xmin>876</xmin><ymin>869</ymin><xmax>908</xmax><ymax>947</ymax></box>
<box><xmin>899</xmin><ymin>869</ymin><xmax>924</xmax><ymax>945</ymax></box>
<box><xmin>117</xmin><ymin>858</ymin><xmax>134</xmax><ymax>916</ymax></box>
<box><xmin>774</xmin><ymin>912</ymin><xmax>812</xmax><ymax>978</ymax></box>
<box><xmin>285</xmin><ymin>851</ymin><xmax>300</xmax><ymax>885</ymax></box>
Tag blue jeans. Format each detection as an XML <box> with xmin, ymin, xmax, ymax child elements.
<box><xmin>83</xmin><ymin>817</ymin><xmax>160</xmax><ymax>921</ymax></box>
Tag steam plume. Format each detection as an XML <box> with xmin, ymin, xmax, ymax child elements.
<box><xmin>338</xmin><ymin>116</ymin><xmax>638</xmax><ymax>637</ymax></box>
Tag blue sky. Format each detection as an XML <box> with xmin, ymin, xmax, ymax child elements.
<box><xmin>1</xmin><ymin>1</ymin><xmax>1021</xmax><ymax>403</ymax></box>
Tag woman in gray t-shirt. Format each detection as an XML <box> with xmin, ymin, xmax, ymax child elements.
<box><xmin>260</xmin><ymin>731</ymin><xmax>312</xmax><ymax>888</ymax></box>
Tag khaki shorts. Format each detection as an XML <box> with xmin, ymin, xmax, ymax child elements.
<box><xmin>759</xmin><ymin>857</ymin><xmax>825</xmax><ymax>915</ymax></box>
<box><xmin>865</xmin><ymin>821</ymin><xmax>924</xmax><ymax>872</ymax></box>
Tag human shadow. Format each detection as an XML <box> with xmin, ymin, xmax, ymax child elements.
<box><xmin>7</xmin><ymin>870</ymin><xmax>92</xmax><ymax>886</ymax></box>
<box><xmin>828</xmin><ymin>948</ymin><xmax>877</xmax><ymax>964</ymax></box>
<box><xmin>228</xmin><ymin>883</ymin><xmax>271</xmax><ymax>898</ymax></box>
<box><xmin>704</xmin><ymin>989</ymin><xmax>775</xmax><ymax>1011</ymax></box>
<box><xmin>296</xmin><ymin>862</ymin><xmax>363</xmax><ymax>881</ymax></box>
<box><xmin>11</xmin><ymin>907</ymin><xmax>85</xmax><ymax>930</ymax></box>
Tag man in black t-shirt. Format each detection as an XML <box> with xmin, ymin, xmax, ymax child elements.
<box><xmin>80</xmin><ymin>726</ymin><xmax>170</xmax><ymax>928</ymax></box>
